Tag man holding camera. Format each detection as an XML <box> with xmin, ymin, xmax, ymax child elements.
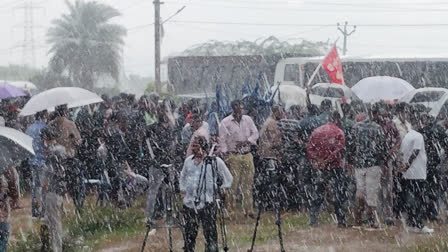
<box><xmin>180</xmin><ymin>136</ymin><xmax>233</xmax><ymax>252</ymax></box>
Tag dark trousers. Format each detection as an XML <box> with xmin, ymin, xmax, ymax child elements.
<box><xmin>283</xmin><ymin>155</ymin><xmax>306</xmax><ymax>210</ymax></box>
<box><xmin>0</xmin><ymin>222</ymin><xmax>9</xmax><ymax>252</ymax></box>
<box><xmin>183</xmin><ymin>204</ymin><xmax>218</xmax><ymax>252</ymax></box>
<box><xmin>393</xmin><ymin>174</ymin><xmax>406</xmax><ymax>218</ymax></box>
<box><xmin>65</xmin><ymin>158</ymin><xmax>86</xmax><ymax>209</ymax></box>
<box><xmin>424</xmin><ymin>168</ymin><xmax>441</xmax><ymax>221</ymax></box>
<box><xmin>308</xmin><ymin>168</ymin><xmax>347</xmax><ymax>225</ymax></box>
<box><xmin>404</xmin><ymin>179</ymin><xmax>426</xmax><ymax>229</ymax></box>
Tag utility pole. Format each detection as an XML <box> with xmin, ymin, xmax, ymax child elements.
<box><xmin>154</xmin><ymin>0</ymin><xmax>162</xmax><ymax>93</ymax></box>
<box><xmin>337</xmin><ymin>22</ymin><xmax>356</xmax><ymax>56</ymax></box>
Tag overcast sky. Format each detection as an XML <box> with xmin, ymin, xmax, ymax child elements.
<box><xmin>1</xmin><ymin>0</ymin><xmax>448</xmax><ymax>77</ymax></box>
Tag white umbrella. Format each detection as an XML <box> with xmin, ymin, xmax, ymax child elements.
<box><xmin>1</xmin><ymin>81</ymin><xmax>38</xmax><ymax>91</ymax></box>
<box><xmin>352</xmin><ymin>76</ymin><xmax>415</xmax><ymax>103</ymax></box>
<box><xmin>271</xmin><ymin>84</ymin><xmax>307</xmax><ymax>109</ymax></box>
<box><xmin>20</xmin><ymin>87</ymin><xmax>103</xmax><ymax>116</ymax></box>
<box><xmin>0</xmin><ymin>126</ymin><xmax>35</xmax><ymax>173</ymax></box>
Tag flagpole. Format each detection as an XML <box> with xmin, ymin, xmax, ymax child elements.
<box><xmin>306</xmin><ymin>62</ymin><xmax>322</xmax><ymax>88</ymax></box>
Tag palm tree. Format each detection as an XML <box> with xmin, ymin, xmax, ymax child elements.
<box><xmin>47</xmin><ymin>0</ymin><xmax>126</xmax><ymax>89</ymax></box>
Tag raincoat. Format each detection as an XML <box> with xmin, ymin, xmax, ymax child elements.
<box><xmin>307</xmin><ymin>122</ymin><xmax>345</xmax><ymax>169</ymax></box>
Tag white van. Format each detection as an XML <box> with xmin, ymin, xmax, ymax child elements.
<box><xmin>273</xmin><ymin>56</ymin><xmax>448</xmax><ymax>88</ymax></box>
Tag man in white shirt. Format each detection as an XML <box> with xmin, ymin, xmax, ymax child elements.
<box><xmin>393</xmin><ymin>102</ymin><xmax>412</xmax><ymax>140</ymax></box>
<box><xmin>393</xmin><ymin>102</ymin><xmax>412</xmax><ymax>217</ymax></box>
<box><xmin>399</xmin><ymin>110</ymin><xmax>433</xmax><ymax>234</ymax></box>
<box><xmin>180</xmin><ymin>136</ymin><xmax>233</xmax><ymax>252</ymax></box>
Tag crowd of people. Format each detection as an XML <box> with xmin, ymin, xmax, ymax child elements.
<box><xmin>1</xmin><ymin>90</ymin><xmax>448</xmax><ymax>251</ymax></box>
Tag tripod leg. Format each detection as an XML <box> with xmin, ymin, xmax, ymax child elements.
<box><xmin>168</xmin><ymin>227</ymin><xmax>173</xmax><ymax>252</ymax></box>
<box><xmin>217</xmin><ymin>206</ymin><xmax>228</xmax><ymax>252</ymax></box>
<box><xmin>275</xmin><ymin>208</ymin><xmax>286</xmax><ymax>252</ymax></box>
<box><xmin>248</xmin><ymin>207</ymin><xmax>262</xmax><ymax>252</ymax></box>
<box><xmin>165</xmin><ymin>182</ymin><xmax>175</xmax><ymax>252</ymax></box>
<box><xmin>141</xmin><ymin>227</ymin><xmax>150</xmax><ymax>252</ymax></box>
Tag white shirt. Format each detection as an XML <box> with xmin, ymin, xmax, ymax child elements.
<box><xmin>179</xmin><ymin>155</ymin><xmax>233</xmax><ymax>209</ymax></box>
<box><xmin>393</xmin><ymin>117</ymin><xmax>412</xmax><ymax>141</ymax></box>
<box><xmin>0</xmin><ymin>116</ymin><xmax>4</xmax><ymax>127</ymax></box>
<box><xmin>400</xmin><ymin>130</ymin><xmax>427</xmax><ymax>180</ymax></box>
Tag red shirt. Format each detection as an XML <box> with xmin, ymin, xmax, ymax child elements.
<box><xmin>307</xmin><ymin>122</ymin><xmax>345</xmax><ymax>169</ymax></box>
<box><xmin>185</xmin><ymin>112</ymin><xmax>193</xmax><ymax>125</ymax></box>
<box><xmin>355</xmin><ymin>113</ymin><xmax>367</xmax><ymax>122</ymax></box>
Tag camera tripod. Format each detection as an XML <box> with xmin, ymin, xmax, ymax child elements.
<box><xmin>141</xmin><ymin>164</ymin><xmax>185</xmax><ymax>252</ymax></box>
<box><xmin>248</xmin><ymin>158</ymin><xmax>286</xmax><ymax>252</ymax></box>
<box><xmin>195</xmin><ymin>155</ymin><xmax>229</xmax><ymax>252</ymax></box>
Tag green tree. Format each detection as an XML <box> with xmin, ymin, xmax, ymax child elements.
<box><xmin>30</xmin><ymin>69</ymin><xmax>73</xmax><ymax>91</ymax></box>
<box><xmin>180</xmin><ymin>36</ymin><xmax>330</xmax><ymax>57</ymax></box>
<box><xmin>47</xmin><ymin>0</ymin><xmax>126</xmax><ymax>90</ymax></box>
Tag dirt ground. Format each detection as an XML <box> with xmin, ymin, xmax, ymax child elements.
<box><xmin>9</xmin><ymin>196</ymin><xmax>448</xmax><ymax>252</ymax></box>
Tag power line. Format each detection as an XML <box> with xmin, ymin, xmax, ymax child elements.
<box><xmin>278</xmin><ymin>26</ymin><xmax>334</xmax><ymax>39</ymax></box>
<box><xmin>167</xmin><ymin>0</ymin><xmax>448</xmax><ymax>7</ymax></box>
<box><xmin>128</xmin><ymin>23</ymin><xmax>154</xmax><ymax>32</ymax></box>
<box><xmin>302</xmin><ymin>0</ymin><xmax>448</xmax><ymax>8</ymax></box>
<box><xmin>168</xmin><ymin>20</ymin><xmax>333</xmax><ymax>27</ymax></box>
<box><xmin>116</xmin><ymin>0</ymin><xmax>148</xmax><ymax>13</ymax></box>
<box><xmin>353</xmin><ymin>42</ymin><xmax>448</xmax><ymax>50</ymax></box>
<box><xmin>164</xmin><ymin>1</ymin><xmax>448</xmax><ymax>12</ymax></box>
<box><xmin>198</xmin><ymin>0</ymin><xmax>448</xmax><ymax>4</ymax></box>
<box><xmin>165</xmin><ymin>20</ymin><xmax>448</xmax><ymax>27</ymax></box>
<box><xmin>127</xmin><ymin>20</ymin><xmax>448</xmax><ymax>34</ymax></box>
<box><xmin>127</xmin><ymin>6</ymin><xmax>187</xmax><ymax>32</ymax></box>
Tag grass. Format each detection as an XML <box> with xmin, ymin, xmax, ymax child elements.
<box><xmin>65</xmin><ymin>204</ymin><xmax>146</xmax><ymax>249</ymax></box>
<box><xmin>408</xmin><ymin>238</ymin><xmax>448</xmax><ymax>252</ymax></box>
<box><xmin>9</xmin><ymin>199</ymin><xmax>147</xmax><ymax>251</ymax></box>
<box><xmin>225</xmin><ymin>211</ymin><xmax>311</xmax><ymax>245</ymax></box>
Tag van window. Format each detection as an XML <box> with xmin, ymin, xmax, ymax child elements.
<box><xmin>410</xmin><ymin>91</ymin><xmax>445</xmax><ymax>103</ymax></box>
<box><xmin>284</xmin><ymin>64</ymin><xmax>300</xmax><ymax>82</ymax></box>
<box><xmin>438</xmin><ymin>101</ymin><xmax>448</xmax><ymax>118</ymax></box>
<box><xmin>311</xmin><ymin>86</ymin><xmax>345</xmax><ymax>98</ymax></box>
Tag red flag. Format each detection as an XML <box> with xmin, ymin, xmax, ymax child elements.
<box><xmin>322</xmin><ymin>46</ymin><xmax>344</xmax><ymax>85</ymax></box>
